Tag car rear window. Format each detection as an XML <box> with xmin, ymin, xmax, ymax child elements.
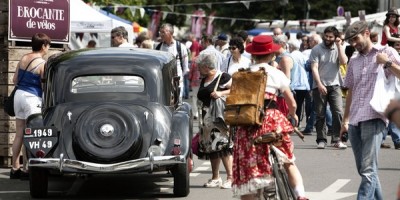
<box><xmin>71</xmin><ymin>75</ymin><xmax>144</xmax><ymax>93</ymax></box>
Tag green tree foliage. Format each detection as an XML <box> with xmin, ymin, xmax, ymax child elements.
<box><xmin>83</xmin><ymin>0</ymin><xmax>378</xmax><ymax>34</ymax></box>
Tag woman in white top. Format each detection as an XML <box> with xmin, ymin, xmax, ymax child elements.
<box><xmin>232</xmin><ymin>35</ymin><xmax>308</xmax><ymax>200</ymax></box>
<box><xmin>221</xmin><ymin>37</ymin><xmax>251</xmax><ymax>75</ymax></box>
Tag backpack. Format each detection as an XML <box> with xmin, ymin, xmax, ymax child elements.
<box><xmin>156</xmin><ymin>41</ymin><xmax>184</xmax><ymax>71</ymax></box>
<box><xmin>224</xmin><ymin>68</ymin><xmax>267</xmax><ymax>126</ymax></box>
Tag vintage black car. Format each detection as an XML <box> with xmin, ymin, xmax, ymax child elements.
<box><xmin>23</xmin><ymin>47</ymin><xmax>193</xmax><ymax>198</ymax></box>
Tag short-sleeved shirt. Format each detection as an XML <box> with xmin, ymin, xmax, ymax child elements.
<box><xmin>309</xmin><ymin>43</ymin><xmax>341</xmax><ymax>89</ymax></box>
<box><xmin>344</xmin><ymin>45</ymin><xmax>400</xmax><ymax>125</ymax></box>
<box><xmin>249</xmin><ymin>63</ymin><xmax>290</xmax><ymax>95</ymax></box>
<box><xmin>197</xmin><ymin>71</ymin><xmax>231</xmax><ymax>107</ymax></box>
<box><xmin>158</xmin><ymin>40</ymin><xmax>189</xmax><ymax>77</ymax></box>
<box><xmin>220</xmin><ymin>55</ymin><xmax>251</xmax><ymax>75</ymax></box>
<box><xmin>200</xmin><ymin>46</ymin><xmax>225</xmax><ymax>71</ymax></box>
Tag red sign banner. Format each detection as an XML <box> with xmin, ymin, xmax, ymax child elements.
<box><xmin>8</xmin><ymin>0</ymin><xmax>70</xmax><ymax>44</ymax></box>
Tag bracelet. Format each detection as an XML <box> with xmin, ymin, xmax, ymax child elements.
<box><xmin>387</xmin><ymin>107</ymin><xmax>400</xmax><ymax>121</ymax></box>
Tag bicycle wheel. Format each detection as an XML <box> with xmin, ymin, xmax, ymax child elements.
<box><xmin>271</xmin><ymin>151</ymin><xmax>296</xmax><ymax>200</ymax></box>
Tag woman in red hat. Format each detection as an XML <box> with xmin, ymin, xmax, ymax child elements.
<box><xmin>381</xmin><ymin>7</ymin><xmax>400</xmax><ymax>46</ymax></box>
<box><xmin>232</xmin><ymin>35</ymin><xmax>307</xmax><ymax>200</ymax></box>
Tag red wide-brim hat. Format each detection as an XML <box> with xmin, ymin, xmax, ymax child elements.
<box><xmin>245</xmin><ymin>35</ymin><xmax>280</xmax><ymax>55</ymax></box>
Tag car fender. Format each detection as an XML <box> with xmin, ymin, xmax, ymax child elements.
<box><xmin>166</xmin><ymin>110</ymin><xmax>192</xmax><ymax>157</ymax></box>
<box><xmin>26</xmin><ymin>113</ymin><xmax>44</xmax><ymax>128</ymax></box>
<box><xmin>176</xmin><ymin>102</ymin><xmax>192</xmax><ymax>117</ymax></box>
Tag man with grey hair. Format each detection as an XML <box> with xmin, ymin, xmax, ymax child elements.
<box><xmin>302</xmin><ymin>33</ymin><xmax>325</xmax><ymax>135</ymax></box>
<box><xmin>273</xmin><ymin>35</ymin><xmax>293</xmax><ymax>81</ymax></box>
<box><xmin>287</xmin><ymin>40</ymin><xmax>310</xmax><ymax>124</ymax></box>
<box><xmin>156</xmin><ymin>23</ymin><xmax>189</xmax><ymax>101</ymax></box>
<box><xmin>271</xmin><ymin>34</ymin><xmax>295</xmax><ymax>117</ymax></box>
<box><xmin>273</xmin><ymin>27</ymin><xmax>283</xmax><ymax>36</ymax></box>
<box><xmin>111</xmin><ymin>26</ymin><xmax>134</xmax><ymax>47</ymax></box>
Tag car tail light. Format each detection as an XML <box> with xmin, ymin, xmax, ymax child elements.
<box><xmin>25</xmin><ymin>128</ymin><xmax>32</xmax><ymax>135</ymax></box>
<box><xmin>171</xmin><ymin>146</ymin><xmax>181</xmax><ymax>155</ymax></box>
<box><xmin>36</xmin><ymin>150</ymin><xmax>45</xmax><ymax>158</ymax></box>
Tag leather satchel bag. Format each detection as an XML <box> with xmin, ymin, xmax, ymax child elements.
<box><xmin>224</xmin><ymin>68</ymin><xmax>267</xmax><ymax>126</ymax></box>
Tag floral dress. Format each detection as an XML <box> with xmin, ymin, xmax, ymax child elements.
<box><xmin>232</xmin><ymin>63</ymin><xmax>295</xmax><ymax>197</ymax></box>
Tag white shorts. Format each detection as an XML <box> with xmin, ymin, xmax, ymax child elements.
<box><xmin>14</xmin><ymin>90</ymin><xmax>42</xmax><ymax>119</ymax></box>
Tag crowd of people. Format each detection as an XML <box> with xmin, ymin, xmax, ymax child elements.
<box><xmin>9</xmin><ymin>7</ymin><xmax>400</xmax><ymax>199</ymax></box>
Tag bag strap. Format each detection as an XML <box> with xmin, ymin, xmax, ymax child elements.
<box><xmin>156</xmin><ymin>41</ymin><xmax>184</xmax><ymax>72</ymax></box>
<box><xmin>213</xmin><ymin>73</ymin><xmax>222</xmax><ymax>92</ymax></box>
<box><xmin>226</xmin><ymin>55</ymin><xmax>232</xmax><ymax>73</ymax></box>
<box><xmin>176</xmin><ymin>41</ymin><xmax>184</xmax><ymax>72</ymax></box>
<box><xmin>155</xmin><ymin>42</ymin><xmax>162</xmax><ymax>50</ymax></box>
<box><xmin>17</xmin><ymin>57</ymin><xmax>42</xmax><ymax>86</ymax></box>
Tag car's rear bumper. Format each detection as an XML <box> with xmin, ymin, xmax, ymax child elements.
<box><xmin>28</xmin><ymin>154</ymin><xmax>186</xmax><ymax>173</ymax></box>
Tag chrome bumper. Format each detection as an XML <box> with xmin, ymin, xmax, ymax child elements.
<box><xmin>28</xmin><ymin>153</ymin><xmax>186</xmax><ymax>173</ymax></box>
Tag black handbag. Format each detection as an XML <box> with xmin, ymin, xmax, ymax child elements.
<box><xmin>3</xmin><ymin>57</ymin><xmax>41</xmax><ymax>116</ymax></box>
<box><xmin>3</xmin><ymin>87</ymin><xmax>18</xmax><ymax>116</ymax></box>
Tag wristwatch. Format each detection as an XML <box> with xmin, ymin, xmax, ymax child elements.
<box><xmin>384</xmin><ymin>60</ymin><xmax>392</xmax><ymax>69</ymax></box>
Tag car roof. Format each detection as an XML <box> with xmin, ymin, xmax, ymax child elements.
<box><xmin>44</xmin><ymin>48</ymin><xmax>178</xmax><ymax>105</ymax></box>
<box><xmin>47</xmin><ymin>47</ymin><xmax>175</xmax><ymax>72</ymax></box>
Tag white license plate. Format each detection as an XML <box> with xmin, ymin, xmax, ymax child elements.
<box><xmin>24</xmin><ymin>127</ymin><xmax>57</xmax><ymax>138</ymax></box>
<box><xmin>24</xmin><ymin>127</ymin><xmax>58</xmax><ymax>155</ymax></box>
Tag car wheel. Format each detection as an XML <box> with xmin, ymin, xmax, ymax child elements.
<box><xmin>29</xmin><ymin>167</ymin><xmax>48</xmax><ymax>198</ymax></box>
<box><xmin>73</xmin><ymin>103</ymin><xmax>142</xmax><ymax>163</ymax></box>
<box><xmin>172</xmin><ymin>157</ymin><xmax>190</xmax><ymax>197</ymax></box>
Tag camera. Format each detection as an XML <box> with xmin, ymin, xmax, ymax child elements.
<box><xmin>341</xmin><ymin>132</ymin><xmax>349</xmax><ymax>142</ymax></box>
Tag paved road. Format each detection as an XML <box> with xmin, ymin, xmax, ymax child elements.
<box><xmin>0</xmin><ymin>96</ymin><xmax>399</xmax><ymax>199</ymax></box>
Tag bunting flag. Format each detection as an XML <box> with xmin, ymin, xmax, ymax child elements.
<box><xmin>345</xmin><ymin>11</ymin><xmax>351</xmax><ymax>26</ymax></box>
<box><xmin>90</xmin><ymin>33</ymin><xmax>98</xmax><ymax>39</ymax></box>
<box><xmin>75</xmin><ymin>33</ymin><xmax>84</xmax><ymax>41</ymax></box>
<box><xmin>117</xmin><ymin>7</ymin><xmax>126</xmax><ymax>15</ymax></box>
<box><xmin>139</xmin><ymin>0</ymin><xmax>273</xmax><ymax>8</ymax></box>
<box><xmin>358</xmin><ymin>10</ymin><xmax>366</xmax><ymax>21</ymax></box>
<box><xmin>129</xmin><ymin>7</ymin><xmax>136</xmax><ymax>16</ymax></box>
<box><xmin>242</xmin><ymin>1</ymin><xmax>250</xmax><ymax>10</ymax></box>
<box><xmin>139</xmin><ymin>8</ymin><xmax>145</xmax><ymax>18</ymax></box>
<box><xmin>97</xmin><ymin>0</ymin><xmax>274</xmax><ymax>24</ymax></box>
<box><xmin>162</xmin><ymin>12</ymin><xmax>168</xmax><ymax>20</ymax></box>
<box><xmin>167</xmin><ymin>5</ymin><xmax>174</xmax><ymax>12</ymax></box>
<box><xmin>230</xmin><ymin>19</ymin><xmax>236</xmax><ymax>26</ymax></box>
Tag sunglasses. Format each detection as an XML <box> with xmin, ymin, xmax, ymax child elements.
<box><xmin>228</xmin><ymin>46</ymin><xmax>237</xmax><ymax>50</ymax></box>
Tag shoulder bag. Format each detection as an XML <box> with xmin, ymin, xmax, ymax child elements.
<box><xmin>3</xmin><ymin>57</ymin><xmax>41</xmax><ymax>116</ymax></box>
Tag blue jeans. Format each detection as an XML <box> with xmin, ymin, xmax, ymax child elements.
<box><xmin>382</xmin><ymin>122</ymin><xmax>400</xmax><ymax>145</ymax></box>
<box><xmin>348</xmin><ymin>119</ymin><xmax>384</xmax><ymax>200</ymax></box>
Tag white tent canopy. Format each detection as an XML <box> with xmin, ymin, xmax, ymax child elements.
<box><xmin>69</xmin><ymin>0</ymin><xmax>134</xmax><ymax>49</ymax></box>
<box><xmin>315</xmin><ymin>10</ymin><xmax>391</xmax><ymax>33</ymax></box>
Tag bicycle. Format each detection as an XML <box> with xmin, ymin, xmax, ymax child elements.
<box><xmin>254</xmin><ymin>132</ymin><xmax>297</xmax><ymax>200</ymax></box>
